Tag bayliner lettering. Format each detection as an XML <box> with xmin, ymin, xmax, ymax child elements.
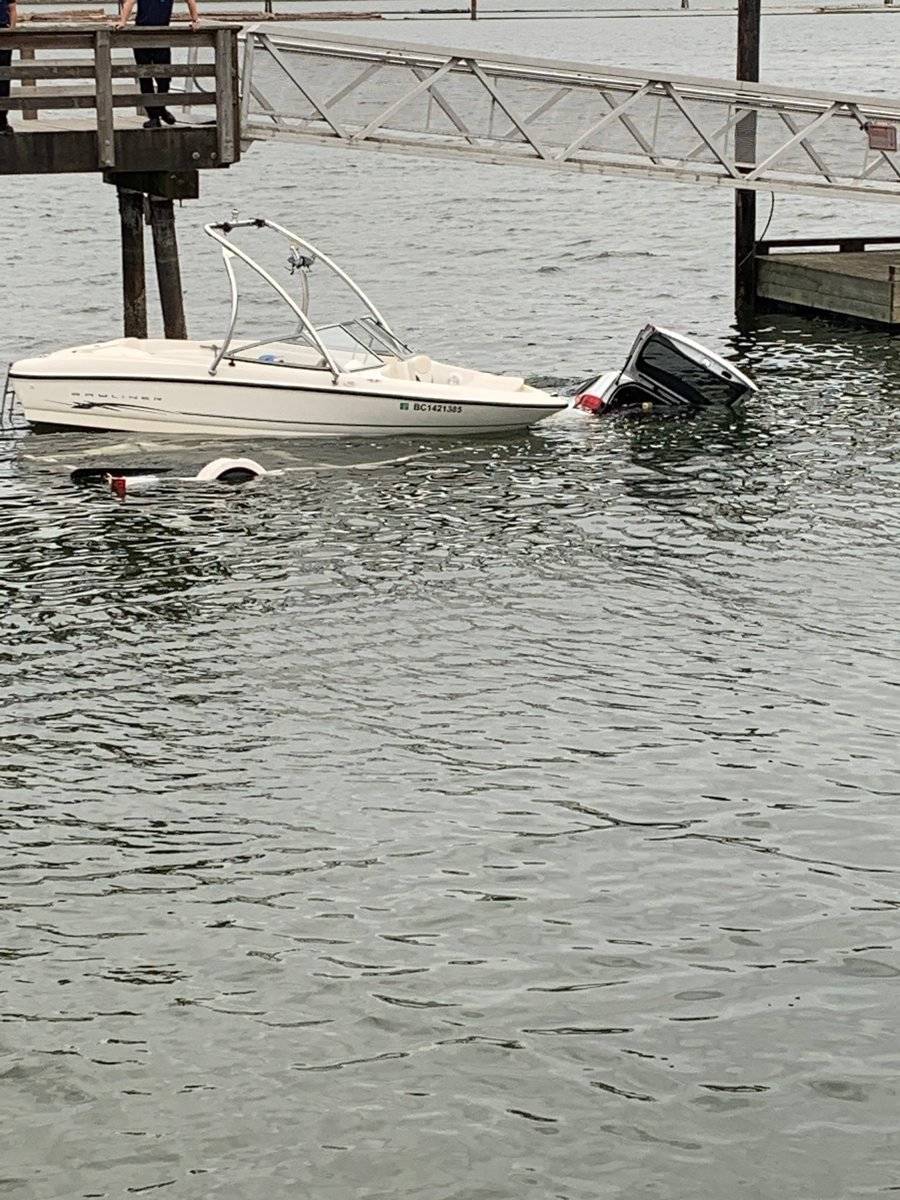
<box><xmin>72</xmin><ymin>390</ymin><xmax>164</xmax><ymax>406</ymax></box>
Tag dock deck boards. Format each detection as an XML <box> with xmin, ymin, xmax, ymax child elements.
<box><xmin>7</xmin><ymin>111</ymin><xmax>202</xmax><ymax>131</ymax></box>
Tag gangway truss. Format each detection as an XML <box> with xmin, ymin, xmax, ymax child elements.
<box><xmin>239</xmin><ymin>29</ymin><xmax>900</xmax><ymax>203</ymax></box>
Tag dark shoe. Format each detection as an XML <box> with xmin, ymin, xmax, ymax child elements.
<box><xmin>143</xmin><ymin>116</ymin><xmax>161</xmax><ymax>129</ymax></box>
<box><xmin>159</xmin><ymin>108</ymin><xmax>176</xmax><ymax>126</ymax></box>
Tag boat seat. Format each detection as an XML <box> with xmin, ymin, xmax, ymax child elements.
<box><xmin>381</xmin><ymin>355</ymin><xmax>526</xmax><ymax>392</ymax></box>
<box><xmin>462</xmin><ymin>369</ymin><xmax>525</xmax><ymax>392</ymax></box>
<box><xmin>382</xmin><ymin>354</ymin><xmax>434</xmax><ymax>383</ymax></box>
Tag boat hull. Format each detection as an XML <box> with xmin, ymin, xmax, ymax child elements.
<box><xmin>11</xmin><ymin>371</ymin><xmax>565</xmax><ymax>438</ymax></box>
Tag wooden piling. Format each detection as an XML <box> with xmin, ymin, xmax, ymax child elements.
<box><xmin>117</xmin><ymin>186</ymin><xmax>147</xmax><ymax>339</ymax></box>
<box><xmin>734</xmin><ymin>190</ymin><xmax>757</xmax><ymax>326</ymax></box>
<box><xmin>149</xmin><ymin>197</ymin><xmax>187</xmax><ymax>340</ymax></box>
<box><xmin>734</xmin><ymin>0</ymin><xmax>761</xmax><ymax>326</ymax></box>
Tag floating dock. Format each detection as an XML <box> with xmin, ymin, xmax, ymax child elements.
<box><xmin>756</xmin><ymin>237</ymin><xmax>900</xmax><ymax>326</ymax></box>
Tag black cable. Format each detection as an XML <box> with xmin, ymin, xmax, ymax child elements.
<box><xmin>737</xmin><ymin>190</ymin><xmax>776</xmax><ymax>272</ymax></box>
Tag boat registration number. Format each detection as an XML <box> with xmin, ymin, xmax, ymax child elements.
<box><xmin>405</xmin><ymin>402</ymin><xmax>463</xmax><ymax>415</ymax></box>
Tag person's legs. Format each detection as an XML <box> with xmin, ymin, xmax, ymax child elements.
<box><xmin>133</xmin><ymin>46</ymin><xmax>159</xmax><ymax>125</ymax></box>
<box><xmin>154</xmin><ymin>48</ymin><xmax>176</xmax><ymax>125</ymax></box>
<box><xmin>0</xmin><ymin>48</ymin><xmax>12</xmax><ymax>132</ymax></box>
<box><xmin>153</xmin><ymin>47</ymin><xmax>171</xmax><ymax>94</ymax></box>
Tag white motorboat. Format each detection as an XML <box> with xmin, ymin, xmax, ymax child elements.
<box><xmin>9</xmin><ymin>218</ymin><xmax>567</xmax><ymax>439</ymax></box>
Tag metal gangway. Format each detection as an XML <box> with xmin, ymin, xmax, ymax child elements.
<box><xmin>238</xmin><ymin>28</ymin><xmax>900</xmax><ymax>203</ymax></box>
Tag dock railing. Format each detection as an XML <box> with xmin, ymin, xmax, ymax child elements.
<box><xmin>0</xmin><ymin>0</ymin><xmax>392</xmax><ymax>19</ymax></box>
<box><xmin>0</xmin><ymin>25</ymin><xmax>240</xmax><ymax>169</ymax></box>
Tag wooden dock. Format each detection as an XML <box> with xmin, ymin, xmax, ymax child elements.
<box><xmin>0</xmin><ymin>25</ymin><xmax>241</xmax><ymax>337</ymax></box>
<box><xmin>756</xmin><ymin>237</ymin><xmax>900</xmax><ymax>326</ymax></box>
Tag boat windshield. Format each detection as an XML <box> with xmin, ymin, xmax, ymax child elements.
<box><xmin>224</xmin><ymin>317</ymin><xmax>414</xmax><ymax>373</ymax></box>
<box><xmin>316</xmin><ymin>318</ymin><xmax>412</xmax><ymax>365</ymax></box>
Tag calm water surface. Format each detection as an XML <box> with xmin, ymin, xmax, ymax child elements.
<box><xmin>1</xmin><ymin>7</ymin><xmax>899</xmax><ymax>1199</ymax></box>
